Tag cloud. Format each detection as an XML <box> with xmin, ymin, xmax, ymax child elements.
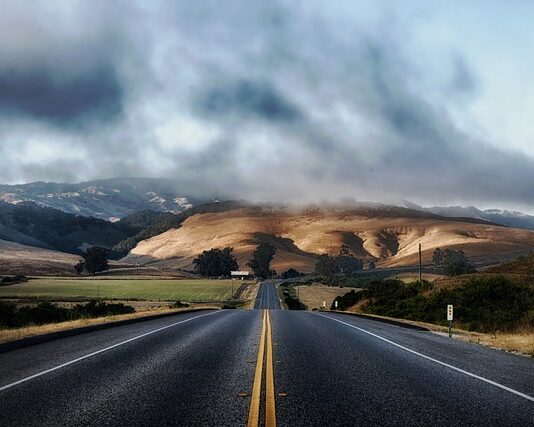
<box><xmin>0</xmin><ymin>65</ymin><xmax>123</xmax><ymax>126</ymax></box>
<box><xmin>196</xmin><ymin>79</ymin><xmax>303</xmax><ymax>123</ymax></box>
<box><xmin>0</xmin><ymin>1</ymin><xmax>533</xmax><ymax>212</ymax></box>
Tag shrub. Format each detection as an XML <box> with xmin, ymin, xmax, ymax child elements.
<box><xmin>360</xmin><ymin>276</ymin><xmax>534</xmax><ymax>333</ymax></box>
<box><xmin>331</xmin><ymin>290</ymin><xmax>363</xmax><ymax>310</ymax></box>
<box><xmin>281</xmin><ymin>268</ymin><xmax>304</xmax><ymax>279</ymax></box>
<box><xmin>170</xmin><ymin>301</ymin><xmax>190</xmax><ymax>309</ymax></box>
<box><xmin>0</xmin><ymin>300</ymin><xmax>135</xmax><ymax>329</ymax></box>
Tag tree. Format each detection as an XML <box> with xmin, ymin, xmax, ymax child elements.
<box><xmin>80</xmin><ymin>247</ymin><xmax>109</xmax><ymax>275</ymax></box>
<box><xmin>315</xmin><ymin>254</ymin><xmax>336</xmax><ymax>276</ymax></box>
<box><xmin>433</xmin><ymin>248</ymin><xmax>444</xmax><ymax>269</ymax></box>
<box><xmin>74</xmin><ymin>260</ymin><xmax>85</xmax><ymax>275</ymax></box>
<box><xmin>247</xmin><ymin>242</ymin><xmax>276</xmax><ymax>278</ymax></box>
<box><xmin>368</xmin><ymin>260</ymin><xmax>376</xmax><ymax>270</ymax></box>
<box><xmin>442</xmin><ymin>249</ymin><xmax>474</xmax><ymax>276</ymax></box>
<box><xmin>335</xmin><ymin>255</ymin><xmax>364</xmax><ymax>275</ymax></box>
<box><xmin>339</xmin><ymin>244</ymin><xmax>350</xmax><ymax>256</ymax></box>
<box><xmin>281</xmin><ymin>268</ymin><xmax>302</xmax><ymax>279</ymax></box>
<box><xmin>193</xmin><ymin>247</ymin><xmax>238</xmax><ymax>277</ymax></box>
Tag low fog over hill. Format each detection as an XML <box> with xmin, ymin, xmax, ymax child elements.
<box><xmin>0</xmin><ymin>178</ymin><xmax>202</xmax><ymax>221</ymax></box>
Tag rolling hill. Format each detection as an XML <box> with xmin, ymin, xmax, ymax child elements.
<box><xmin>0</xmin><ymin>239</ymin><xmax>80</xmax><ymax>276</ymax></box>
<box><xmin>123</xmin><ymin>205</ymin><xmax>534</xmax><ymax>273</ymax></box>
<box><xmin>0</xmin><ymin>201</ymin><xmax>163</xmax><ymax>254</ymax></box>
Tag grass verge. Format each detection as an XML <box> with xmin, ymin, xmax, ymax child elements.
<box><xmin>336</xmin><ymin>310</ymin><xmax>534</xmax><ymax>357</ymax></box>
<box><xmin>0</xmin><ymin>305</ymin><xmax>218</xmax><ymax>344</ymax></box>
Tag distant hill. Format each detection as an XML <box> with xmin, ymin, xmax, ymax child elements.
<box><xmin>392</xmin><ymin>200</ymin><xmax>534</xmax><ymax>231</ymax></box>
<box><xmin>0</xmin><ymin>177</ymin><xmax>202</xmax><ymax>220</ymax></box>
<box><xmin>0</xmin><ymin>201</ymin><xmax>144</xmax><ymax>254</ymax></box>
<box><xmin>0</xmin><ymin>239</ymin><xmax>80</xmax><ymax>276</ymax></box>
<box><xmin>123</xmin><ymin>204</ymin><xmax>534</xmax><ymax>272</ymax></box>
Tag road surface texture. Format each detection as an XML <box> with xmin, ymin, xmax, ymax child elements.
<box><xmin>0</xmin><ymin>283</ymin><xmax>532</xmax><ymax>426</ymax></box>
<box><xmin>254</xmin><ymin>281</ymin><xmax>281</xmax><ymax>309</ymax></box>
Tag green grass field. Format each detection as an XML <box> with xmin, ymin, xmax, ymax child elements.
<box><xmin>0</xmin><ymin>278</ymin><xmax>243</xmax><ymax>301</ymax></box>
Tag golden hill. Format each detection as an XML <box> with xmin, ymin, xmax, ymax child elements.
<box><xmin>0</xmin><ymin>239</ymin><xmax>80</xmax><ymax>276</ymax></box>
<box><xmin>123</xmin><ymin>205</ymin><xmax>534</xmax><ymax>273</ymax></box>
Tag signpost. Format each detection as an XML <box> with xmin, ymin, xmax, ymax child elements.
<box><xmin>447</xmin><ymin>304</ymin><xmax>453</xmax><ymax>337</ymax></box>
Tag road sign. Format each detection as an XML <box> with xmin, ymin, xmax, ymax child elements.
<box><xmin>447</xmin><ymin>305</ymin><xmax>453</xmax><ymax>321</ymax></box>
<box><xmin>231</xmin><ymin>271</ymin><xmax>250</xmax><ymax>277</ymax></box>
<box><xmin>447</xmin><ymin>305</ymin><xmax>453</xmax><ymax>338</ymax></box>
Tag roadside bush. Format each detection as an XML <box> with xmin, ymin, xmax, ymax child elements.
<box><xmin>360</xmin><ymin>276</ymin><xmax>534</xmax><ymax>333</ymax></box>
<box><xmin>0</xmin><ymin>300</ymin><xmax>135</xmax><ymax>329</ymax></box>
<box><xmin>279</xmin><ymin>282</ymin><xmax>307</xmax><ymax>310</ymax></box>
<box><xmin>170</xmin><ymin>300</ymin><xmax>190</xmax><ymax>309</ymax></box>
<box><xmin>331</xmin><ymin>290</ymin><xmax>363</xmax><ymax>310</ymax></box>
<box><xmin>281</xmin><ymin>268</ymin><xmax>304</xmax><ymax>279</ymax></box>
<box><xmin>0</xmin><ymin>275</ymin><xmax>28</xmax><ymax>286</ymax></box>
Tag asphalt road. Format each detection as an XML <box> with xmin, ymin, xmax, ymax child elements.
<box><xmin>0</xmin><ymin>283</ymin><xmax>533</xmax><ymax>426</ymax></box>
<box><xmin>254</xmin><ymin>281</ymin><xmax>281</xmax><ymax>309</ymax></box>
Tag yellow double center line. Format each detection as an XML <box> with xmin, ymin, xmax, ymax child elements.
<box><xmin>248</xmin><ymin>310</ymin><xmax>276</xmax><ymax>427</ymax></box>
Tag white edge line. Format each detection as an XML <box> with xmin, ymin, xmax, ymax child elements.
<box><xmin>0</xmin><ymin>310</ymin><xmax>221</xmax><ymax>392</ymax></box>
<box><xmin>315</xmin><ymin>312</ymin><xmax>534</xmax><ymax>403</ymax></box>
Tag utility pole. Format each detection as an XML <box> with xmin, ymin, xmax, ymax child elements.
<box><xmin>418</xmin><ymin>243</ymin><xmax>422</xmax><ymax>283</ymax></box>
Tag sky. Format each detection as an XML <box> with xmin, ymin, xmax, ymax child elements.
<box><xmin>1</xmin><ymin>0</ymin><xmax>534</xmax><ymax>212</ymax></box>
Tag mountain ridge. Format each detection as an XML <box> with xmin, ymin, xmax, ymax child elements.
<box><xmin>0</xmin><ymin>177</ymin><xmax>202</xmax><ymax>221</ymax></box>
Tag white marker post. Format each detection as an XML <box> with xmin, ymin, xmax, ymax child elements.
<box><xmin>447</xmin><ymin>304</ymin><xmax>454</xmax><ymax>337</ymax></box>
<box><xmin>334</xmin><ymin>300</ymin><xmax>338</xmax><ymax>310</ymax></box>
<box><xmin>322</xmin><ymin>300</ymin><xmax>326</xmax><ymax>310</ymax></box>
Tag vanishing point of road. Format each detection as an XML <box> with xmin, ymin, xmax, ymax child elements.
<box><xmin>0</xmin><ymin>282</ymin><xmax>533</xmax><ymax>426</ymax></box>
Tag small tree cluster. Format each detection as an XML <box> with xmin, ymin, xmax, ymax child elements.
<box><xmin>281</xmin><ymin>268</ymin><xmax>303</xmax><ymax>279</ymax></box>
<box><xmin>193</xmin><ymin>247</ymin><xmax>239</xmax><ymax>277</ymax></box>
<box><xmin>433</xmin><ymin>248</ymin><xmax>474</xmax><ymax>276</ymax></box>
<box><xmin>314</xmin><ymin>254</ymin><xmax>337</xmax><ymax>276</ymax></box>
<box><xmin>314</xmin><ymin>246</ymin><xmax>364</xmax><ymax>277</ymax></box>
<box><xmin>74</xmin><ymin>247</ymin><xmax>109</xmax><ymax>275</ymax></box>
<box><xmin>247</xmin><ymin>242</ymin><xmax>276</xmax><ymax>278</ymax></box>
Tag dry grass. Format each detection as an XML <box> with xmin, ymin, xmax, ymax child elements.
<box><xmin>297</xmin><ymin>285</ymin><xmax>360</xmax><ymax>310</ymax></box>
<box><xmin>123</xmin><ymin>206</ymin><xmax>534</xmax><ymax>273</ymax></box>
<box><xmin>0</xmin><ymin>305</ymin><xmax>219</xmax><ymax>344</ymax></box>
<box><xmin>240</xmin><ymin>282</ymin><xmax>260</xmax><ymax>309</ymax></box>
<box><xmin>383</xmin><ymin>272</ymin><xmax>444</xmax><ymax>283</ymax></box>
<box><xmin>342</xmin><ymin>311</ymin><xmax>534</xmax><ymax>357</ymax></box>
<box><xmin>0</xmin><ymin>239</ymin><xmax>79</xmax><ymax>276</ymax></box>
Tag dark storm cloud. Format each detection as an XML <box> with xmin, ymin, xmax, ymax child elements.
<box><xmin>0</xmin><ymin>1</ymin><xmax>533</xmax><ymax>212</ymax></box>
<box><xmin>0</xmin><ymin>65</ymin><xmax>123</xmax><ymax>126</ymax></box>
<box><xmin>195</xmin><ymin>80</ymin><xmax>303</xmax><ymax>123</ymax></box>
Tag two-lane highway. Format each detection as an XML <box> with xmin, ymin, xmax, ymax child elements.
<box><xmin>0</xmin><ymin>282</ymin><xmax>533</xmax><ymax>426</ymax></box>
<box><xmin>254</xmin><ymin>281</ymin><xmax>281</xmax><ymax>309</ymax></box>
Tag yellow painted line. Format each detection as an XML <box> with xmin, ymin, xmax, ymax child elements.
<box><xmin>247</xmin><ymin>310</ymin><xmax>266</xmax><ymax>427</ymax></box>
<box><xmin>265</xmin><ymin>310</ymin><xmax>277</xmax><ymax>427</ymax></box>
